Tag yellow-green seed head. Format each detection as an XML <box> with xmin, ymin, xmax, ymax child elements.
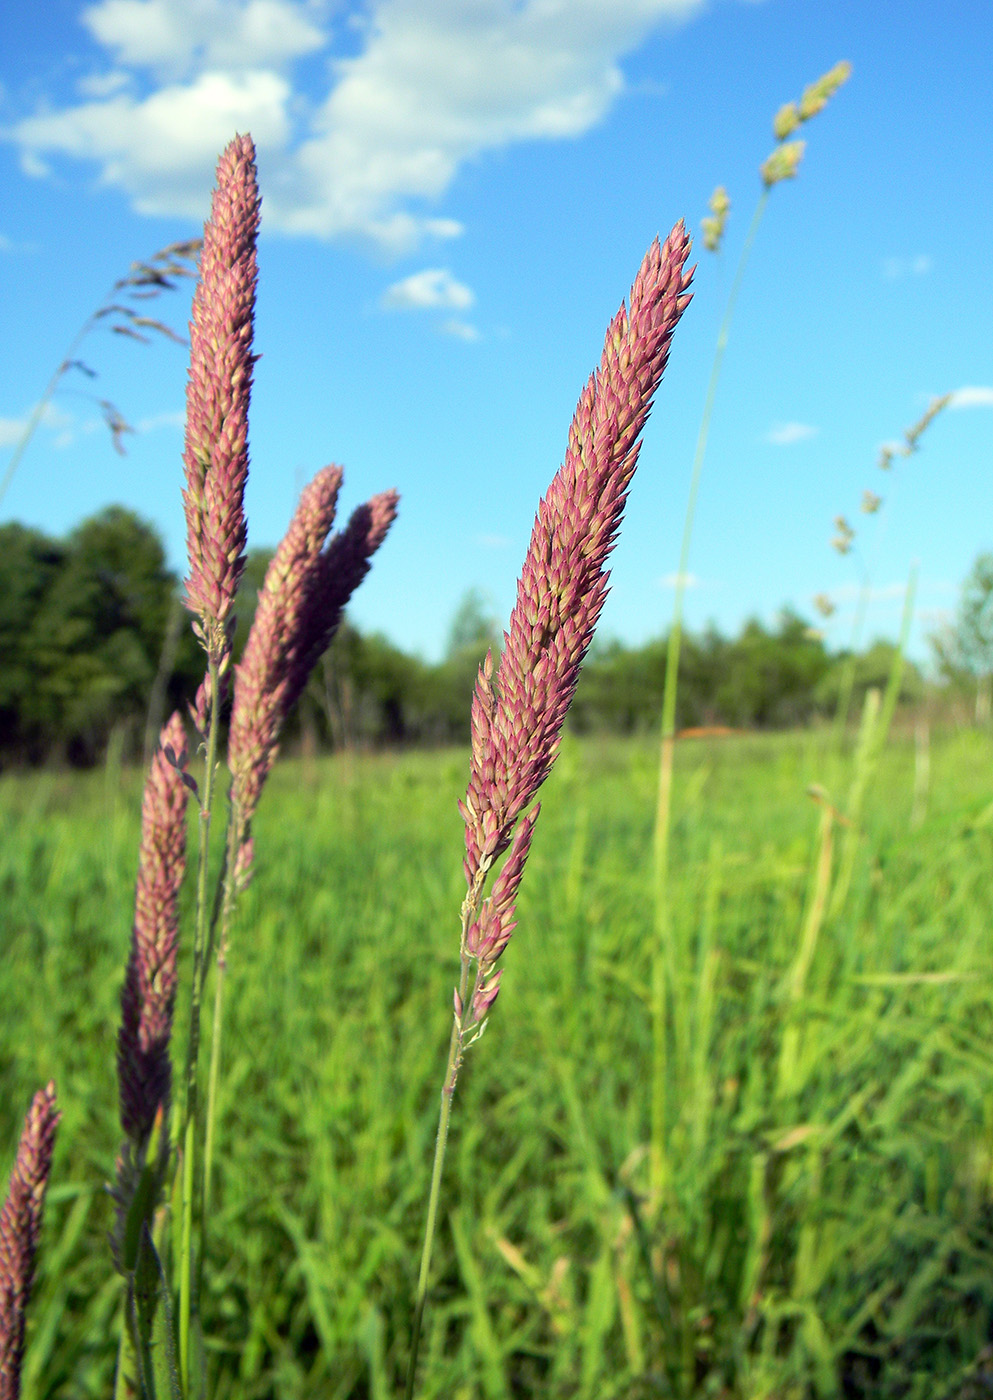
<box><xmin>761</xmin><ymin>140</ymin><xmax>805</xmax><ymax>187</ymax></box>
<box><xmin>701</xmin><ymin>186</ymin><xmax>730</xmax><ymax>253</ymax></box>
<box><xmin>831</xmin><ymin>515</ymin><xmax>855</xmax><ymax>554</ymax></box>
<box><xmin>798</xmin><ymin>61</ymin><xmax>852</xmax><ymax>122</ymax></box>
<box><xmin>773</xmin><ymin>102</ymin><xmax>800</xmax><ymax>140</ymax></box>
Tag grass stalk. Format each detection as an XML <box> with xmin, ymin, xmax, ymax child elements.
<box><xmin>404</xmin><ymin>953</ymin><xmax>472</xmax><ymax>1400</ymax></box>
<box><xmin>651</xmin><ymin>189</ymin><xmax>768</xmax><ymax>1200</ymax></box>
<box><xmin>830</xmin><ymin>565</ymin><xmax>917</xmax><ymax>917</ymax></box>
<box><xmin>202</xmin><ymin>845</ymin><xmax>235</xmax><ymax>1229</ymax></box>
<box><xmin>178</xmin><ymin>659</ymin><xmax>221</xmax><ymax>1397</ymax></box>
<box><xmin>777</xmin><ymin>798</ymin><xmax>835</xmax><ymax>1099</ymax></box>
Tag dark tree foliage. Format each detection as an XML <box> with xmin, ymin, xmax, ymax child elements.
<box><xmin>0</xmin><ymin>523</ymin><xmax>66</xmax><ymax>757</ymax></box>
<box><xmin>0</xmin><ymin>511</ymin><xmax>930</xmax><ymax>764</ymax></box>
<box><xmin>0</xmin><ymin>508</ymin><xmax>201</xmax><ymax>765</ymax></box>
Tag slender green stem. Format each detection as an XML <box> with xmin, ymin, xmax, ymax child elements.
<box><xmin>831</xmin><ymin>558</ymin><xmax>872</xmax><ymax>752</ymax></box>
<box><xmin>650</xmin><ymin>189</ymin><xmax>769</xmax><ymax>1201</ymax></box>
<box><xmin>202</xmin><ymin>838</ymin><xmax>236</xmax><ymax>1226</ymax></box>
<box><xmin>404</xmin><ymin>955</ymin><xmax>472</xmax><ymax>1400</ymax></box>
<box><xmin>178</xmin><ymin>658</ymin><xmax>221</xmax><ymax>1397</ymax></box>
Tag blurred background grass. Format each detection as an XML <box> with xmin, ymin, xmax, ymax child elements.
<box><xmin>2</xmin><ymin>726</ymin><xmax>993</xmax><ymax>1398</ymax></box>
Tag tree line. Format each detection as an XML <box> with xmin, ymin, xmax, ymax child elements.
<box><xmin>2</xmin><ymin>506</ymin><xmax>990</xmax><ymax>767</ymax></box>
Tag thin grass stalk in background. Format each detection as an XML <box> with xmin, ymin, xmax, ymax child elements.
<box><xmin>405</xmin><ymin>224</ymin><xmax>693</xmax><ymax>1400</ymax></box>
<box><xmin>829</xmin><ymin>564</ymin><xmax>917</xmax><ymax>918</ymax></box>
<box><xmin>650</xmin><ymin>61</ymin><xmax>851</xmax><ymax>1201</ymax></box>
<box><xmin>651</xmin><ymin>190</ymin><xmax>765</xmax><ymax>1200</ymax></box>
<box><xmin>0</xmin><ymin>242</ymin><xmax>200</xmax><ymax>510</ymax></box>
<box><xmin>829</xmin><ymin>396</ymin><xmax>949</xmax><ymax>747</ymax></box>
<box><xmin>776</xmin><ymin>793</ymin><xmax>838</xmax><ymax>1099</ymax></box>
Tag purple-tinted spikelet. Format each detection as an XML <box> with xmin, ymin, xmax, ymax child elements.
<box><xmin>459</xmin><ymin>223</ymin><xmax>693</xmax><ymax>1008</ymax></box>
<box><xmin>0</xmin><ymin>1084</ymin><xmax>59</xmax><ymax>1400</ymax></box>
<box><xmin>228</xmin><ymin>474</ymin><xmax>398</xmax><ymax>880</ymax></box>
<box><xmin>118</xmin><ymin>712</ymin><xmax>189</xmax><ymax>1148</ymax></box>
<box><xmin>182</xmin><ymin>133</ymin><xmax>260</xmax><ymax>667</ymax></box>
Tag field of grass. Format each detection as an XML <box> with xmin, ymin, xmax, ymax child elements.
<box><xmin>2</xmin><ymin>725</ymin><xmax>993</xmax><ymax>1399</ymax></box>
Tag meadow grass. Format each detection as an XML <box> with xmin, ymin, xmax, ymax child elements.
<box><xmin>3</xmin><ymin>725</ymin><xmax>992</xmax><ymax>1398</ymax></box>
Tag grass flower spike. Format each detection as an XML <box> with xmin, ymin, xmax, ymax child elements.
<box><xmin>0</xmin><ymin>1085</ymin><xmax>60</xmax><ymax>1400</ymax></box>
<box><xmin>182</xmin><ymin>133</ymin><xmax>260</xmax><ymax>670</ymax></box>
<box><xmin>407</xmin><ymin>222</ymin><xmax>692</xmax><ymax>1400</ymax></box>
<box><xmin>117</xmin><ymin>712</ymin><xmax>189</xmax><ymax>1150</ymax></box>
<box><xmin>461</xmin><ymin>222</ymin><xmax>694</xmax><ymax>930</ymax></box>
<box><xmin>228</xmin><ymin>469</ymin><xmax>399</xmax><ymax>883</ymax></box>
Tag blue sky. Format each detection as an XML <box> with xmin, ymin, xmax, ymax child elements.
<box><xmin>1</xmin><ymin>0</ymin><xmax>990</xmax><ymax>663</ymax></box>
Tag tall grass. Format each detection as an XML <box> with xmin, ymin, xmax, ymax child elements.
<box><xmin>2</xmin><ymin>728</ymin><xmax>993</xmax><ymax>1396</ymax></box>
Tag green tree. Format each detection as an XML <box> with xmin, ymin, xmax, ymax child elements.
<box><xmin>445</xmin><ymin>587</ymin><xmax>498</xmax><ymax>658</ymax></box>
<box><xmin>0</xmin><ymin>523</ymin><xmax>65</xmax><ymax>757</ymax></box>
<box><xmin>715</xmin><ymin>610</ymin><xmax>830</xmax><ymax>727</ymax></box>
<box><xmin>931</xmin><ymin>552</ymin><xmax>993</xmax><ymax>723</ymax></box>
<box><xmin>24</xmin><ymin>507</ymin><xmax>180</xmax><ymax>763</ymax></box>
<box><xmin>817</xmin><ymin>639</ymin><xmax>923</xmax><ymax>716</ymax></box>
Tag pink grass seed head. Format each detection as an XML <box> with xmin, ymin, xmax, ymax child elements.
<box><xmin>457</xmin><ymin>222</ymin><xmax>693</xmax><ymax>1017</ymax></box>
<box><xmin>182</xmin><ymin>133</ymin><xmax>260</xmax><ymax>668</ymax></box>
<box><xmin>117</xmin><ymin>712</ymin><xmax>189</xmax><ymax>1148</ymax></box>
<box><xmin>0</xmin><ymin>1084</ymin><xmax>59</xmax><ymax>1400</ymax></box>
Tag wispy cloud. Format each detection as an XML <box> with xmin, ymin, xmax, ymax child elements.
<box><xmin>827</xmin><ymin>579</ymin><xmax>953</xmax><ymax>604</ymax></box>
<box><xmin>0</xmin><ymin>403</ymin><xmax>74</xmax><ymax>449</ymax></box>
<box><xmin>882</xmin><ymin>254</ymin><xmax>932</xmax><ymax>280</ymax></box>
<box><xmin>660</xmin><ymin>571</ymin><xmax>700</xmax><ymax>589</ymax></box>
<box><xmin>765</xmin><ymin>421</ymin><xmax>818</xmax><ymax>446</ymax></box>
<box><xmin>75</xmin><ymin>70</ymin><xmax>133</xmax><ymax>99</ymax></box>
<box><xmin>381</xmin><ymin>268</ymin><xmax>474</xmax><ymax>310</ymax></box>
<box><xmin>440</xmin><ymin>318</ymin><xmax>480</xmax><ymax>342</ymax></box>
<box><xmin>136</xmin><ymin>409</ymin><xmax>185</xmax><ymax>432</ymax></box>
<box><xmin>949</xmin><ymin>385</ymin><xmax>993</xmax><ymax>409</ymax></box>
<box><xmin>0</xmin><ymin>416</ymin><xmax>28</xmax><ymax>449</ymax></box>
<box><xmin>7</xmin><ymin>0</ymin><xmax>710</xmax><ymax>253</ymax></box>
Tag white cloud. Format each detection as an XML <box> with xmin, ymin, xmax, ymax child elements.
<box><xmin>660</xmin><ymin>571</ymin><xmax>699</xmax><ymax>589</ymax></box>
<box><xmin>82</xmin><ymin>0</ymin><xmax>327</xmax><ymax>76</ymax></box>
<box><xmin>9</xmin><ymin>0</ymin><xmax>709</xmax><ymax>252</ymax></box>
<box><xmin>882</xmin><ymin>254</ymin><xmax>932</xmax><ymax>280</ymax></box>
<box><xmin>0</xmin><ymin>417</ymin><xmax>28</xmax><ymax>449</ymax></box>
<box><xmin>440</xmin><ymin>318</ymin><xmax>480</xmax><ymax>341</ymax></box>
<box><xmin>137</xmin><ymin>408</ymin><xmax>185</xmax><ymax>431</ymax></box>
<box><xmin>381</xmin><ymin>267</ymin><xmax>474</xmax><ymax>310</ymax></box>
<box><xmin>14</xmin><ymin>71</ymin><xmax>294</xmax><ymax>219</ymax></box>
<box><xmin>0</xmin><ymin>404</ymin><xmax>74</xmax><ymax>449</ymax></box>
<box><xmin>765</xmin><ymin>421</ymin><xmax>818</xmax><ymax>446</ymax></box>
<box><xmin>76</xmin><ymin>70</ymin><xmax>133</xmax><ymax>98</ymax></box>
<box><xmin>949</xmin><ymin>385</ymin><xmax>993</xmax><ymax>409</ymax></box>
